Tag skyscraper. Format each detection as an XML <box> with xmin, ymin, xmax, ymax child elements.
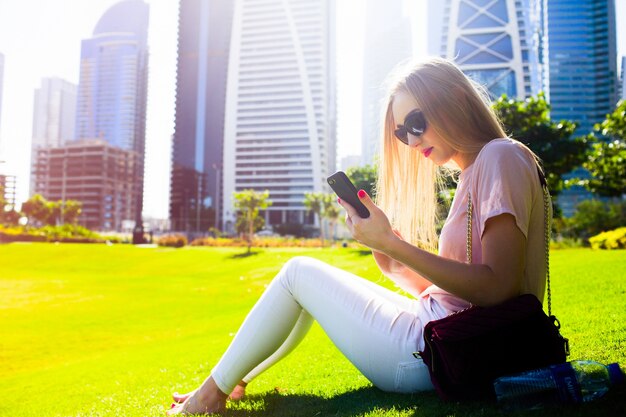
<box><xmin>74</xmin><ymin>0</ymin><xmax>149</xmax><ymax>237</ymax></box>
<box><xmin>170</xmin><ymin>0</ymin><xmax>235</xmax><ymax>233</ymax></box>
<box><xmin>222</xmin><ymin>0</ymin><xmax>337</xmax><ymax>232</ymax></box>
<box><xmin>546</xmin><ymin>0</ymin><xmax>618</xmax><ymax>134</ymax></box>
<box><xmin>441</xmin><ymin>0</ymin><xmax>545</xmax><ymax>98</ymax></box>
<box><xmin>30</xmin><ymin>77</ymin><xmax>77</xmax><ymax>195</ymax></box>
<box><xmin>361</xmin><ymin>0</ymin><xmax>412</xmax><ymax>166</ymax></box>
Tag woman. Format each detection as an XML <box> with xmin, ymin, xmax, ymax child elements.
<box><xmin>167</xmin><ymin>57</ymin><xmax>549</xmax><ymax>415</ymax></box>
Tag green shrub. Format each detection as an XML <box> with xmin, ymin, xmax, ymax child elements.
<box><xmin>588</xmin><ymin>227</ymin><xmax>626</xmax><ymax>250</ymax></box>
<box><xmin>190</xmin><ymin>236</ymin><xmax>325</xmax><ymax>248</ymax></box>
<box><xmin>156</xmin><ymin>234</ymin><xmax>187</xmax><ymax>248</ymax></box>
<box><xmin>562</xmin><ymin>199</ymin><xmax>626</xmax><ymax>240</ymax></box>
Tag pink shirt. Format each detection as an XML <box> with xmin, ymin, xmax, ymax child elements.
<box><xmin>421</xmin><ymin>138</ymin><xmax>549</xmax><ymax>313</ymax></box>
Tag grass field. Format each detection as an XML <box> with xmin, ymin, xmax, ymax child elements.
<box><xmin>1</xmin><ymin>243</ymin><xmax>625</xmax><ymax>417</ymax></box>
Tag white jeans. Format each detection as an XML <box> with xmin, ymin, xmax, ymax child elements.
<box><xmin>211</xmin><ymin>256</ymin><xmax>447</xmax><ymax>394</ymax></box>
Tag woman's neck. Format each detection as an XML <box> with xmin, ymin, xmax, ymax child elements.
<box><xmin>453</xmin><ymin>151</ymin><xmax>480</xmax><ymax>171</ymax></box>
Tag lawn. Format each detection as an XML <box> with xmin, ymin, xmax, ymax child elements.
<box><xmin>0</xmin><ymin>243</ymin><xmax>624</xmax><ymax>417</ymax></box>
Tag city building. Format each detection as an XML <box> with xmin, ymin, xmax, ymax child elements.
<box><xmin>222</xmin><ymin>0</ymin><xmax>337</xmax><ymax>232</ymax></box>
<box><xmin>32</xmin><ymin>140</ymin><xmax>140</xmax><ymax>231</ymax></box>
<box><xmin>30</xmin><ymin>77</ymin><xmax>77</xmax><ymax>195</ymax></box>
<box><xmin>547</xmin><ymin>0</ymin><xmax>618</xmax><ymax>216</ymax></box>
<box><xmin>75</xmin><ymin>0</ymin><xmax>149</xmax><ymax>236</ymax></box>
<box><xmin>546</xmin><ymin>0</ymin><xmax>618</xmax><ymax>134</ymax></box>
<box><xmin>340</xmin><ymin>155</ymin><xmax>361</xmax><ymax>172</ymax></box>
<box><xmin>0</xmin><ymin>173</ymin><xmax>16</xmax><ymax>208</ymax></box>
<box><xmin>440</xmin><ymin>0</ymin><xmax>545</xmax><ymax>98</ymax></box>
<box><xmin>360</xmin><ymin>0</ymin><xmax>412</xmax><ymax>166</ymax></box>
<box><xmin>169</xmin><ymin>0</ymin><xmax>235</xmax><ymax>234</ymax></box>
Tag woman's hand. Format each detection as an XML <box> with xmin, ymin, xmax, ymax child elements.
<box><xmin>337</xmin><ymin>190</ymin><xmax>398</xmax><ymax>252</ymax></box>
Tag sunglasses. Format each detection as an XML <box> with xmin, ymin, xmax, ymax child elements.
<box><xmin>394</xmin><ymin>109</ymin><xmax>427</xmax><ymax>145</ymax></box>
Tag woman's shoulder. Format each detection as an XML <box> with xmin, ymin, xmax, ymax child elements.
<box><xmin>475</xmin><ymin>138</ymin><xmax>535</xmax><ymax>170</ymax></box>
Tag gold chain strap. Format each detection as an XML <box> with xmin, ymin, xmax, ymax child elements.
<box><xmin>466</xmin><ymin>193</ymin><xmax>473</xmax><ymax>264</ymax></box>
<box><xmin>465</xmin><ymin>172</ymin><xmax>552</xmax><ymax>314</ymax></box>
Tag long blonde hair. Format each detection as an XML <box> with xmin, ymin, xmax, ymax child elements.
<box><xmin>375</xmin><ymin>57</ymin><xmax>508</xmax><ymax>252</ymax></box>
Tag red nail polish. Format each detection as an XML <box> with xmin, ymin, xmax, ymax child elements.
<box><xmin>337</xmin><ymin>198</ymin><xmax>341</xmax><ymax>203</ymax></box>
<box><xmin>358</xmin><ymin>190</ymin><xmax>366</xmax><ymax>198</ymax></box>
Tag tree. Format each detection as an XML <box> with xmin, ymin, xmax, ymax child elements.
<box><xmin>21</xmin><ymin>194</ymin><xmax>83</xmax><ymax>227</ymax></box>
<box><xmin>61</xmin><ymin>200</ymin><xmax>83</xmax><ymax>224</ymax></box>
<box><xmin>492</xmin><ymin>93</ymin><xmax>591</xmax><ymax>197</ymax></box>
<box><xmin>582</xmin><ymin>100</ymin><xmax>626</xmax><ymax>197</ymax></box>
<box><xmin>346</xmin><ymin>165</ymin><xmax>378</xmax><ymax>199</ymax></box>
<box><xmin>21</xmin><ymin>194</ymin><xmax>53</xmax><ymax>226</ymax></box>
<box><xmin>322</xmin><ymin>193</ymin><xmax>341</xmax><ymax>242</ymax></box>
<box><xmin>233</xmin><ymin>189</ymin><xmax>272</xmax><ymax>254</ymax></box>
<box><xmin>304</xmin><ymin>192</ymin><xmax>327</xmax><ymax>246</ymax></box>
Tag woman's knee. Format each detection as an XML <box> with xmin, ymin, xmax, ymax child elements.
<box><xmin>278</xmin><ymin>256</ymin><xmax>326</xmax><ymax>288</ymax></box>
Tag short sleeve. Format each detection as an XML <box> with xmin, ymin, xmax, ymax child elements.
<box><xmin>470</xmin><ymin>140</ymin><xmax>537</xmax><ymax>239</ymax></box>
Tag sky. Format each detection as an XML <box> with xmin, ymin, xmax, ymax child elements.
<box><xmin>0</xmin><ymin>0</ymin><xmax>624</xmax><ymax>220</ymax></box>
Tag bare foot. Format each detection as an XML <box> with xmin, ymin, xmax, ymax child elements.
<box><xmin>173</xmin><ymin>381</ymin><xmax>247</xmax><ymax>403</ymax></box>
<box><xmin>229</xmin><ymin>381</ymin><xmax>247</xmax><ymax>401</ymax></box>
<box><xmin>167</xmin><ymin>377</ymin><xmax>227</xmax><ymax>415</ymax></box>
<box><xmin>172</xmin><ymin>390</ymin><xmax>197</xmax><ymax>404</ymax></box>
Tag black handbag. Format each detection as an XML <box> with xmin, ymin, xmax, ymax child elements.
<box><xmin>417</xmin><ymin>168</ymin><xmax>570</xmax><ymax>401</ymax></box>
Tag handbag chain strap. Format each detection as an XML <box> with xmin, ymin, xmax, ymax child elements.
<box><xmin>466</xmin><ymin>167</ymin><xmax>553</xmax><ymax>316</ymax></box>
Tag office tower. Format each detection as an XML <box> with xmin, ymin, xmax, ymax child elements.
<box><xmin>75</xmin><ymin>0</ymin><xmax>149</xmax><ymax>236</ymax></box>
<box><xmin>546</xmin><ymin>0</ymin><xmax>618</xmax><ymax>134</ymax></box>
<box><xmin>222</xmin><ymin>0</ymin><xmax>337</xmax><ymax>231</ymax></box>
<box><xmin>441</xmin><ymin>0</ymin><xmax>545</xmax><ymax>98</ymax></box>
<box><xmin>30</xmin><ymin>77</ymin><xmax>77</xmax><ymax>195</ymax></box>
<box><xmin>547</xmin><ymin>0</ymin><xmax>618</xmax><ymax>217</ymax></box>
<box><xmin>361</xmin><ymin>0</ymin><xmax>412</xmax><ymax>166</ymax></box>
<box><xmin>33</xmin><ymin>140</ymin><xmax>139</xmax><ymax>231</ymax></box>
<box><xmin>170</xmin><ymin>0</ymin><xmax>235</xmax><ymax>233</ymax></box>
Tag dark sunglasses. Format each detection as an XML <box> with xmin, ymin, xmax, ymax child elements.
<box><xmin>394</xmin><ymin>110</ymin><xmax>427</xmax><ymax>145</ymax></box>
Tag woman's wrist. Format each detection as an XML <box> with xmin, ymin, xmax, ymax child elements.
<box><xmin>376</xmin><ymin>231</ymin><xmax>404</xmax><ymax>256</ymax></box>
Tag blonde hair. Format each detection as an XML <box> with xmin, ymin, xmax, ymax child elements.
<box><xmin>375</xmin><ymin>57</ymin><xmax>509</xmax><ymax>252</ymax></box>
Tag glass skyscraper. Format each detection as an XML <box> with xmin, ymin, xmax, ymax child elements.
<box><xmin>170</xmin><ymin>0</ymin><xmax>235</xmax><ymax>233</ymax></box>
<box><xmin>546</xmin><ymin>0</ymin><xmax>618</xmax><ymax>134</ymax></box>
<box><xmin>441</xmin><ymin>0</ymin><xmax>545</xmax><ymax>98</ymax></box>
<box><xmin>222</xmin><ymin>0</ymin><xmax>337</xmax><ymax>232</ymax></box>
<box><xmin>75</xmin><ymin>0</ymin><xmax>149</xmax><ymax>150</ymax></box>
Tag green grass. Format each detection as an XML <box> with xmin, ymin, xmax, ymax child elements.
<box><xmin>0</xmin><ymin>243</ymin><xmax>624</xmax><ymax>417</ymax></box>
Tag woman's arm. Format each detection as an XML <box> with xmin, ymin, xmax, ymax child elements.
<box><xmin>340</xmin><ymin>193</ymin><xmax>525</xmax><ymax>307</ymax></box>
<box><xmin>372</xmin><ymin>249</ymin><xmax>433</xmax><ymax>297</ymax></box>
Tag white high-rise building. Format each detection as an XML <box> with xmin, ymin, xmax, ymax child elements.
<box><xmin>361</xmin><ymin>0</ymin><xmax>412</xmax><ymax>166</ymax></box>
<box><xmin>440</xmin><ymin>0</ymin><xmax>545</xmax><ymax>99</ymax></box>
<box><xmin>30</xmin><ymin>77</ymin><xmax>77</xmax><ymax>195</ymax></box>
<box><xmin>222</xmin><ymin>0</ymin><xmax>336</xmax><ymax>231</ymax></box>
<box><xmin>31</xmin><ymin>78</ymin><xmax>77</xmax><ymax>150</ymax></box>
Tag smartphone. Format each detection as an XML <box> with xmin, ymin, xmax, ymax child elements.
<box><xmin>327</xmin><ymin>171</ymin><xmax>370</xmax><ymax>218</ymax></box>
